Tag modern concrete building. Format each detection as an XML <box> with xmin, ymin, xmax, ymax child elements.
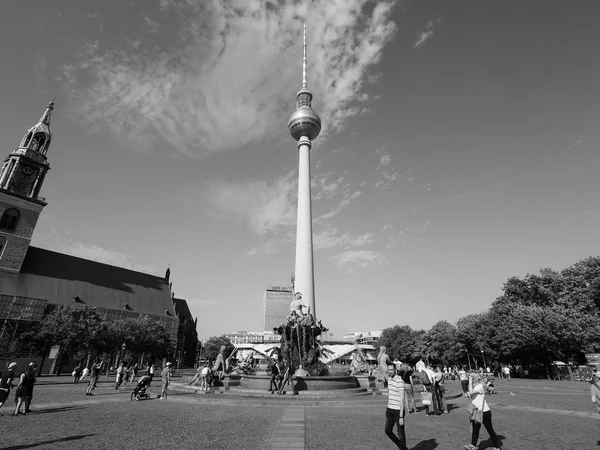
<box><xmin>262</xmin><ymin>286</ymin><xmax>293</xmax><ymax>332</ymax></box>
<box><xmin>287</xmin><ymin>22</ymin><xmax>321</xmax><ymax>320</ymax></box>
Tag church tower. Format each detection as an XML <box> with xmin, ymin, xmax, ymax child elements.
<box><xmin>0</xmin><ymin>99</ymin><xmax>53</xmax><ymax>272</ymax></box>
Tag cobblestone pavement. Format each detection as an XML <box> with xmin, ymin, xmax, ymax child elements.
<box><xmin>0</xmin><ymin>378</ymin><xmax>597</xmax><ymax>449</ymax></box>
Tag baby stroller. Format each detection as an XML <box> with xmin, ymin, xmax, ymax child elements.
<box><xmin>485</xmin><ymin>378</ymin><xmax>497</xmax><ymax>394</ymax></box>
<box><xmin>131</xmin><ymin>374</ymin><xmax>153</xmax><ymax>401</ymax></box>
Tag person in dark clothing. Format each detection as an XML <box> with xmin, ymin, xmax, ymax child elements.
<box><xmin>0</xmin><ymin>362</ymin><xmax>17</xmax><ymax>414</ymax></box>
<box><xmin>268</xmin><ymin>360</ymin><xmax>280</xmax><ymax>393</ymax></box>
<box><xmin>15</xmin><ymin>364</ymin><xmax>36</xmax><ymax>415</ymax></box>
<box><xmin>85</xmin><ymin>360</ymin><xmax>104</xmax><ymax>396</ymax></box>
<box><xmin>399</xmin><ymin>365</ymin><xmax>417</xmax><ymax>414</ymax></box>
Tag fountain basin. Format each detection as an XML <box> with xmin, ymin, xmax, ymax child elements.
<box><xmin>236</xmin><ymin>374</ymin><xmax>359</xmax><ymax>391</ymax></box>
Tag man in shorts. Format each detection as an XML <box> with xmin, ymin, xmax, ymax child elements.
<box><xmin>85</xmin><ymin>359</ymin><xmax>104</xmax><ymax>396</ymax></box>
<box><xmin>160</xmin><ymin>362</ymin><xmax>172</xmax><ymax>399</ymax></box>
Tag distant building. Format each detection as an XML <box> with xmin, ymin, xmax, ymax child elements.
<box><xmin>343</xmin><ymin>331</ymin><xmax>382</xmax><ymax>346</ymax></box>
<box><xmin>262</xmin><ymin>286</ymin><xmax>293</xmax><ymax>331</ymax></box>
<box><xmin>174</xmin><ymin>298</ymin><xmax>199</xmax><ymax>368</ymax></box>
<box><xmin>224</xmin><ymin>330</ymin><xmax>281</xmax><ymax>345</ymax></box>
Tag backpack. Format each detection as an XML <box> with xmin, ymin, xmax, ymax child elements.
<box><xmin>419</xmin><ymin>371</ymin><xmax>431</xmax><ymax>385</ymax></box>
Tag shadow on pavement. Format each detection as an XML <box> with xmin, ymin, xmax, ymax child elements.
<box><xmin>479</xmin><ymin>434</ymin><xmax>506</xmax><ymax>449</ymax></box>
<box><xmin>4</xmin><ymin>434</ymin><xmax>95</xmax><ymax>449</ymax></box>
<box><xmin>411</xmin><ymin>439</ymin><xmax>438</xmax><ymax>449</ymax></box>
<box><xmin>447</xmin><ymin>403</ymin><xmax>461</xmax><ymax>412</ymax></box>
<box><xmin>31</xmin><ymin>406</ymin><xmax>85</xmax><ymax>414</ymax></box>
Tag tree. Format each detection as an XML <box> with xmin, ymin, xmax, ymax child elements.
<box><xmin>379</xmin><ymin>325</ymin><xmax>427</xmax><ymax>363</ymax></box>
<box><xmin>112</xmin><ymin>316</ymin><xmax>174</xmax><ymax>363</ymax></box>
<box><xmin>425</xmin><ymin>320</ymin><xmax>460</xmax><ymax>365</ymax></box>
<box><xmin>202</xmin><ymin>336</ymin><xmax>233</xmax><ymax>364</ymax></box>
<box><xmin>37</xmin><ymin>305</ymin><xmax>104</xmax><ymax>373</ymax></box>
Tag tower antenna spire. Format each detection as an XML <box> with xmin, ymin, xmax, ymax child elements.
<box><xmin>302</xmin><ymin>21</ymin><xmax>307</xmax><ymax>90</ymax></box>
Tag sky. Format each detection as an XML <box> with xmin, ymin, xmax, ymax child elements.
<box><xmin>1</xmin><ymin>0</ymin><xmax>599</xmax><ymax>340</ymax></box>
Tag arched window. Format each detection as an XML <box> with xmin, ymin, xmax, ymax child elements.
<box><xmin>0</xmin><ymin>236</ymin><xmax>5</xmax><ymax>258</ymax></box>
<box><xmin>42</xmin><ymin>136</ymin><xmax>51</xmax><ymax>154</ymax></box>
<box><xmin>22</xmin><ymin>132</ymin><xmax>33</xmax><ymax>148</ymax></box>
<box><xmin>31</xmin><ymin>133</ymin><xmax>46</xmax><ymax>152</ymax></box>
<box><xmin>0</xmin><ymin>208</ymin><xmax>20</xmax><ymax>232</ymax></box>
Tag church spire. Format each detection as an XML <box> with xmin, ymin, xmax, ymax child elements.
<box><xmin>39</xmin><ymin>98</ymin><xmax>55</xmax><ymax>126</ymax></box>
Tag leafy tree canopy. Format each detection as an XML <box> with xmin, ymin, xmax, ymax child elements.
<box><xmin>202</xmin><ymin>336</ymin><xmax>233</xmax><ymax>364</ymax></box>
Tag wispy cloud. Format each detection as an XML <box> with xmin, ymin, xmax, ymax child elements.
<box><xmin>414</xmin><ymin>17</ymin><xmax>443</xmax><ymax>49</ymax></box>
<box><xmin>581</xmin><ymin>210</ymin><xmax>595</xmax><ymax>219</ymax></box>
<box><xmin>313</xmin><ymin>227</ymin><xmax>374</xmax><ymax>251</ymax></box>
<box><xmin>373</xmin><ymin>147</ymin><xmax>399</xmax><ymax>189</ymax></box>
<box><xmin>60</xmin><ymin>0</ymin><xmax>397</xmax><ymax>157</ymax></box>
<box><xmin>329</xmin><ymin>249</ymin><xmax>385</xmax><ymax>271</ymax></box>
<box><xmin>312</xmin><ymin>172</ymin><xmax>344</xmax><ymax>200</ymax></box>
<box><xmin>568</xmin><ymin>140</ymin><xmax>583</xmax><ymax>150</ymax></box>
<box><xmin>204</xmin><ymin>171</ymin><xmax>297</xmax><ymax>237</ymax></box>
<box><xmin>315</xmin><ymin>190</ymin><xmax>361</xmax><ymax>222</ymax></box>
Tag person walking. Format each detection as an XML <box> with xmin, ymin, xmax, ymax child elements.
<box><xmin>14</xmin><ymin>363</ymin><xmax>36</xmax><ymax>416</ymax></box>
<box><xmin>464</xmin><ymin>374</ymin><xmax>500</xmax><ymax>450</ymax></box>
<box><xmin>502</xmin><ymin>365</ymin><xmax>511</xmax><ymax>382</ymax></box>
<box><xmin>130</xmin><ymin>363</ymin><xmax>139</xmax><ymax>384</ymax></box>
<box><xmin>416</xmin><ymin>361</ymin><xmax>438</xmax><ymax>416</ymax></box>
<box><xmin>0</xmin><ymin>362</ymin><xmax>17</xmax><ymax>414</ymax></box>
<box><xmin>384</xmin><ymin>365</ymin><xmax>408</xmax><ymax>450</ymax></box>
<box><xmin>115</xmin><ymin>362</ymin><xmax>125</xmax><ymax>390</ymax></box>
<box><xmin>268</xmin><ymin>359</ymin><xmax>280</xmax><ymax>394</ymax></box>
<box><xmin>399</xmin><ymin>365</ymin><xmax>417</xmax><ymax>414</ymax></box>
<box><xmin>80</xmin><ymin>365</ymin><xmax>90</xmax><ymax>382</ymax></box>
<box><xmin>434</xmin><ymin>365</ymin><xmax>449</xmax><ymax>414</ymax></box>
<box><xmin>85</xmin><ymin>359</ymin><xmax>103</xmax><ymax>396</ymax></box>
<box><xmin>458</xmin><ymin>366</ymin><xmax>470</xmax><ymax>398</ymax></box>
<box><xmin>590</xmin><ymin>371</ymin><xmax>600</xmax><ymax>415</ymax></box>
<box><xmin>72</xmin><ymin>364</ymin><xmax>82</xmax><ymax>384</ymax></box>
<box><xmin>160</xmin><ymin>362</ymin><xmax>172</xmax><ymax>399</ymax></box>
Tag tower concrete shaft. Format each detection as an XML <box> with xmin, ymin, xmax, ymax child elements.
<box><xmin>294</xmin><ymin>136</ymin><xmax>316</xmax><ymax>319</ymax></box>
<box><xmin>287</xmin><ymin>21</ymin><xmax>321</xmax><ymax>321</ymax></box>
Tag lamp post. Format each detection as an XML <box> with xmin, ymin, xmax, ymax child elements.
<box><xmin>118</xmin><ymin>342</ymin><xmax>126</xmax><ymax>367</ymax></box>
<box><xmin>480</xmin><ymin>349</ymin><xmax>486</xmax><ymax>373</ymax></box>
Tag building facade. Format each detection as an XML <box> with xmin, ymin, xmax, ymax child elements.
<box><xmin>0</xmin><ymin>101</ymin><xmax>194</xmax><ymax>371</ymax></box>
<box><xmin>262</xmin><ymin>286</ymin><xmax>293</xmax><ymax>332</ymax></box>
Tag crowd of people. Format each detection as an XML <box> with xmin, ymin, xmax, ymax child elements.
<box><xmin>373</xmin><ymin>346</ymin><xmax>502</xmax><ymax>450</ymax></box>
<box><xmin>382</xmin><ymin>359</ymin><xmax>501</xmax><ymax>450</ymax></box>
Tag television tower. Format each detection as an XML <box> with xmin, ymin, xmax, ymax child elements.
<box><xmin>287</xmin><ymin>22</ymin><xmax>321</xmax><ymax>320</ymax></box>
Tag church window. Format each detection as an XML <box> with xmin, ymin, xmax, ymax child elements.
<box><xmin>0</xmin><ymin>208</ymin><xmax>20</xmax><ymax>232</ymax></box>
<box><xmin>42</xmin><ymin>136</ymin><xmax>51</xmax><ymax>154</ymax></box>
<box><xmin>23</xmin><ymin>132</ymin><xmax>33</xmax><ymax>148</ymax></box>
<box><xmin>31</xmin><ymin>133</ymin><xmax>46</xmax><ymax>152</ymax></box>
<box><xmin>0</xmin><ymin>237</ymin><xmax>5</xmax><ymax>258</ymax></box>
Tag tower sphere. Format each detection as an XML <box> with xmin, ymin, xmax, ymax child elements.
<box><xmin>288</xmin><ymin>105</ymin><xmax>321</xmax><ymax>142</ymax></box>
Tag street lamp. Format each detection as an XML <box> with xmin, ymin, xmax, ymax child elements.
<box><xmin>120</xmin><ymin>343</ymin><xmax>126</xmax><ymax>366</ymax></box>
<box><xmin>480</xmin><ymin>349</ymin><xmax>486</xmax><ymax>372</ymax></box>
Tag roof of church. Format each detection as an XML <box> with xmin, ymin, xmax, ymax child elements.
<box><xmin>173</xmin><ymin>297</ymin><xmax>194</xmax><ymax>321</ymax></box>
<box><xmin>0</xmin><ymin>246</ymin><xmax>176</xmax><ymax>318</ymax></box>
